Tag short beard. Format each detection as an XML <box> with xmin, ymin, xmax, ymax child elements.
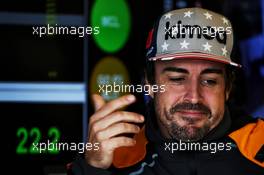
<box><xmin>170</xmin><ymin>119</ymin><xmax>210</xmax><ymax>142</ymax></box>
<box><xmin>167</xmin><ymin>102</ymin><xmax>211</xmax><ymax>142</ymax></box>
<box><xmin>155</xmin><ymin>100</ymin><xmax>212</xmax><ymax>142</ymax></box>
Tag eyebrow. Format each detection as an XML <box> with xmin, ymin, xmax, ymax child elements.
<box><xmin>162</xmin><ymin>67</ymin><xmax>189</xmax><ymax>74</ymax></box>
<box><xmin>201</xmin><ymin>68</ymin><xmax>223</xmax><ymax>75</ymax></box>
<box><xmin>162</xmin><ymin>67</ymin><xmax>224</xmax><ymax>75</ymax></box>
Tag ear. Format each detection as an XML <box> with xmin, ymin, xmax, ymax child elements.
<box><xmin>225</xmin><ymin>88</ymin><xmax>231</xmax><ymax>101</ymax></box>
<box><xmin>144</xmin><ymin>72</ymin><xmax>154</xmax><ymax>99</ymax></box>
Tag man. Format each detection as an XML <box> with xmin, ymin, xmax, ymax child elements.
<box><xmin>70</xmin><ymin>8</ymin><xmax>264</xmax><ymax>174</ymax></box>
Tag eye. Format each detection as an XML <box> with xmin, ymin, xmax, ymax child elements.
<box><xmin>201</xmin><ymin>79</ymin><xmax>217</xmax><ymax>86</ymax></box>
<box><xmin>169</xmin><ymin>77</ymin><xmax>185</xmax><ymax>83</ymax></box>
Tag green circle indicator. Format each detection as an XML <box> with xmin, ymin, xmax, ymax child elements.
<box><xmin>90</xmin><ymin>56</ymin><xmax>130</xmax><ymax>101</ymax></box>
<box><xmin>91</xmin><ymin>0</ymin><xmax>131</xmax><ymax>53</ymax></box>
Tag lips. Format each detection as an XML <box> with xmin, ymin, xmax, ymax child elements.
<box><xmin>170</xmin><ymin>102</ymin><xmax>211</xmax><ymax>117</ymax></box>
<box><xmin>177</xmin><ymin>110</ymin><xmax>207</xmax><ymax>118</ymax></box>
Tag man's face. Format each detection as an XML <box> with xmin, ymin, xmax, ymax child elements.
<box><xmin>151</xmin><ymin>59</ymin><xmax>229</xmax><ymax>142</ymax></box>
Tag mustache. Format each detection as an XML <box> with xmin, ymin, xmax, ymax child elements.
<box><xmin>170</xmin><ymin>102</ymin><xmax>211</xmax><ymax>115</ymax></box>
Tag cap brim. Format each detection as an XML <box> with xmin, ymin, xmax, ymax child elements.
<box><xmin>148</xmin><ymin>52</ymin><xmax>242</xmax><ymax>68</ymax></box>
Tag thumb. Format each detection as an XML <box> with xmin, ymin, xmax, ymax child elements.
<box><xmin>91</xmin><ymin>94</ymin><xmax>106</xmax><ymax>111</ymax></box>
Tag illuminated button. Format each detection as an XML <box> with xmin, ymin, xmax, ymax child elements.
<box><xmin>90</xmin><ymin>57</ymin><xmax>130</xmax><ymax>101</ymax></box>
<box><xmin>91</xmin><ymin>0</ymin><xmax>131</xmax><ymax>53</ymax></box>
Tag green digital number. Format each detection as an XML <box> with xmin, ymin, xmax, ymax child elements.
<box><xmin>16</xmin><ymin>127</ymin><xmax>61</xmax><ymax>155</ymax></box>
<box><xmin>16</xmin><ymin>127</ymin><xmax>28</xmax><ymax>154</ymax></box>
<box><xmin>48</xmin><ymin>127</ymin><xmax>60</xmax><ymax>154</ymax></box>
<box><xmin>29</xmin><ymin>127</ymin><xmax>41</xmax><ymax>154</ymax></box>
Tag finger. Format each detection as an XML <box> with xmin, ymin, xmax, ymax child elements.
<box><xmin>101</xmin><ymin>137</ymin><xmax>136</xmax><ymax>152</ymax></box>
<box><xmin>92</xmin><ymin>112</ymin><xmax>144</xmax><ymax>133</ymax></box>
<box><xmin>90</xmin><ymin>94</ymin><xmax>136</xmax><ymax>123</ymax></box>
<box><xmin>91</xmin><ymin>94</ymin><xmax>106</xmax><ymax>111</ymax></box>
<box><xmin>93</xmin><ymin>123</ymin><xmax>140</xmax><ymax>141</ymax></box>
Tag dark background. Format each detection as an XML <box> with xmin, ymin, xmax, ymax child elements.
<box><xmin>0</xmin><ymin>0</ymin><xmax>263</xmax><ymax>174</ymax></box>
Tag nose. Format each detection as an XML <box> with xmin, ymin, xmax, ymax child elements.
<box><xmin>183</xmin><ymin>79</ymin><xmax>202</xmax><ymax>104</ymax></box>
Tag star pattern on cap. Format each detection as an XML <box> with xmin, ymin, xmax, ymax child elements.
<box><xmin>164</xmin><ymin>13</ymin><xmax>172</xmax><ymax>19</ymax></box>
<box><xmin>184</xmin><ymin>11</ymin><xmax>194</xmax><ymax>18</ymax></box>
<box><xmin>221</xmin><ymin>46</ymin><xmax>228</xmax><ymax>56</ymax></box>
<box><xmin>180</xmin><ymin>40</ymin><xmax>190</xmax><ymax>49</ymax></box>
<box><xmin>155</xmin><ymin>8</ymin><xmax>235</xmax><ymax>65</ymax></box>
<box><xmin>202</xmin><ymin>42</ymin><xmax>212</xmax><ymax>52</ymax></box>
<box><xmin>222</xmin><ymin>17</ymin><xmax>229</xmax><ymax>25</ymax></box>
<box><xmin>161</xmin><ymin>41</ymin><xmax>169</xmax><ymax>51</ymax></box>
<box><xmin>204</xmin><ymin>12</ymin><xmax>213</xmax><ymax>20</ymax></box>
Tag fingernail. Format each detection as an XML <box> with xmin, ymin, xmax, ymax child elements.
<box><xmin>126</xmin><ymin>95</ymin><xmax>135</xmax><ymax>102</ymax></box>
<box><xmin>140</xmin><ymin>116</ymin><xmax>144</xmax><ymax>121</ymax></box>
